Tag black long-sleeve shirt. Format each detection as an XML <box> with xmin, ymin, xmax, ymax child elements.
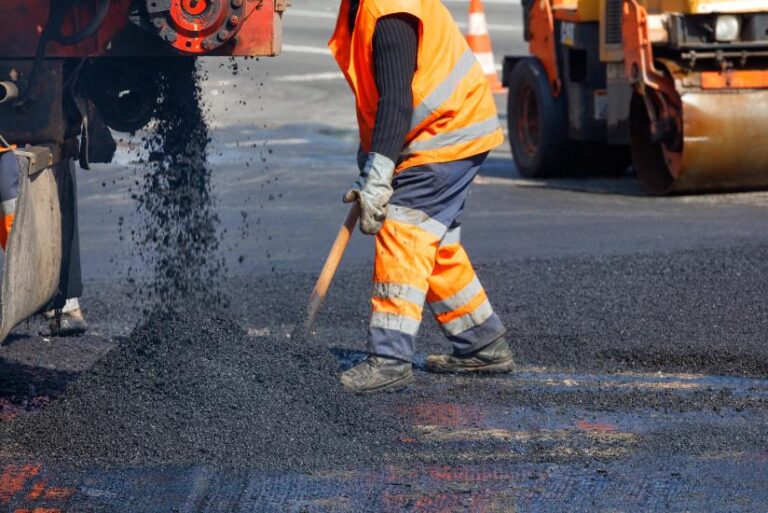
<box><xmin>349</xmin><ymin>2</ymin><xmax>418</xmax><ymax>165</ymax></box>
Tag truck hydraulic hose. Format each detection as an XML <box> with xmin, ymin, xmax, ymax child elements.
<box><xmin>15</xmin><ymin>0</ymin><xmax>111</xmax><ymax>108</ymax></box>
<box><xmin>51</xmin><ymin>0</ymin><xmax>112</xmax><ymax>46</ymax></box>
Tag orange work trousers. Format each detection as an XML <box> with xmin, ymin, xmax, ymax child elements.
<box><xmin>368</xmin><ymin>152</ymin><xmax>505</xmax><ymax>361</ymax></box>
<box><xmin>0</xmin><ymin>151</ymin><xmax>18</xmax><ymax>249</ymax></box>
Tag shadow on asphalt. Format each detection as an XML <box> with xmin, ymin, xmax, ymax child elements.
<box><xmin>0</xmin><ymin>359</ymin><xmax>78</xmax><ymax>412</ymax></box>
<box><xmin>481</xmin><ymin>155</ymin><xmax>651</xmax><ymax>196</ymax></box>
<box><xmin>0</xmin><ymin>333</ymin><xmax>33</xmax><ymax>348</ymax></box>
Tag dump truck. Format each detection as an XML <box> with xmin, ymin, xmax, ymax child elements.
<box><xmin>502</xmin><ymin>0</ymin><xmax>768</xmax><ymax>194</ymax></box>
<box><xmin>0</xmin><ymin>0</ymin><xmax>284</xmax><ymax>341</ymax></box>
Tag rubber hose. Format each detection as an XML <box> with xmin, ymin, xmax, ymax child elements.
<box><xmin>14</xmin><ymin>0</ymin><xmax>110</xmax><ymax>107</ymax></box>
<box><xmin>52</xmin><ymin>0</ymin><xmax>112</xmax><ymax>46</ymax></box>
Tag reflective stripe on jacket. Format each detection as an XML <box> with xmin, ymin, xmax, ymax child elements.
<box><xmin>328</xmin><ymin>0</ymin><xmax>504</xmax><ymax>172</ymax></box>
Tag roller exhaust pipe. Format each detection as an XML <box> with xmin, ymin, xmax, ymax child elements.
<box><xmin>0</xmin><ymin>82</ymin><xmax>19</xmax><ymax>104</ymax></box>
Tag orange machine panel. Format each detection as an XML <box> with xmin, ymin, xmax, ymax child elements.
<box><xmin>0</xmin><ymin>0</ymin><xmax>279</xmax><ymax>58</ymax></box>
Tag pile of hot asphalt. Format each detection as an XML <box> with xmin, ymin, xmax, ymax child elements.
<box><xmin>0</xmin><ymin>314</ymin><xmax>402</xmax><ymax>469</ymax></box>
<box><xmin>1</xmin><ymin>60</ymin><xmax>405</xmax><ymax>470</ymax></box>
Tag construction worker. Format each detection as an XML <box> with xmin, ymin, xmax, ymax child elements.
<box><xmin>331</xmin><ymin>0</ymin><xmax>515</xmax><ymax>393</ymax></box>
<box><xmin>0</xmin><ymin>143</ymin><xmax>17</xmax><ymax>251</ymax></box>
<box><xmin>0</xmin><ymin>140</ymin><xmax>88</xmax><ymax>336</ymax></box>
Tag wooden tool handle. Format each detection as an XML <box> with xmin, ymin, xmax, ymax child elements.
<box><xmin>304</xmin><ymin>203</ymin><xmax>360</xmax><ymax>333</ymax></box>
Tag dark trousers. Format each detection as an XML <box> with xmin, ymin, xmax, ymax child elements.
<box><xmin>52</xmin><ymin>159</ymin><xmax>82</xmax><ymax>307</ymax></box>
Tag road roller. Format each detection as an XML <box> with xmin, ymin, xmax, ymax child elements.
<box><xmin>502</xmin><ymin>0</ymin><xmax>768</xmax><ymax>194</ymax></box>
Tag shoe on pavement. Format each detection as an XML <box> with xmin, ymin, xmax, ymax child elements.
<box><xmin>425</xmin><ymin>336</ymin><xmax>515</xmax><ymax>374</ymax></box>
<box><xmin>49</xmin><ymin>308</ymin><xmax>88</xmax><ymax>337</ymax></box>
<box><xmin>340</xmin><ymin>355</ymin><xmax>413</xmax><ymax>393</ymax></box>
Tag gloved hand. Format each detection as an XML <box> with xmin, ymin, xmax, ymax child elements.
<box><xmin>343</xmin><ymin>152</ymin><xmax>395</xmax><ymax>235</ymax></box>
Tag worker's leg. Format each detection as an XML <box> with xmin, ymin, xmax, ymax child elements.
<box><xmin>341</xmin><ymin>162</ymin><xmax>462</xmax><ymax>392</ymax></box>
<box><xmin>49</xmin><ymin>158</ymin><xmax>87</xmax><ymax>336</ymax></box>
<box><xmin>61</xmin><ymin>158</ymin><xmax>83</xmax><ymax>300</ymax></box>
<box><xmin>341</xmin><ymin>153</ymin><xmax>505</xmax><ymax>391</ymax></box>
<box><xmin>0</xmin><ymin>151</ymin><xmax>19</xmax><ymax>249</ymax></box>
<box><xmin>422</xmin><ymin>189</ymin><xmax>513</xmax><ymax>373</ymax></box>
<box><xmin>339</xmin><ymin>207</ymin><xmax>444</xmax><ymax>393</ymax></box>
<box><xmin>424</xmin><ymin>229</ymin><xmax>513</xmax><ymax>373</ymax></box>
<box><xmin>367</xmin><ymin>217</ymin><xmax>442</xmax><ymax>359</ymax></box>
<box><xmin>426</xmin><ymin>233</ymin><xmax>506</xmax><ymax>354</ymax></box>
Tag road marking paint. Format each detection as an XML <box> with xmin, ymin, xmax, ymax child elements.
<box><xmin>576</xmin><ymin>420</ymin><xmax>619</xmax><ymax>432</ymax></box>
<box><xmin>285</xmin><ymin>9</ymin><xmax>521</xmax><ymax>32</ymax></box>
<box><xmin>443</xmin><ymin>0</ymin><xmax>521</xmax><ymax>4</ymax></box>
<box><xmin>282</xmin><ymin>44</ymin><xmax>332</xmax><ymax>55</ymax></box>
<box><xmin>455</xmin><ymin>20</ymin><xmax>522</xmax><ymax>32</ymax></box>
<box><xmin>286</xmin><ymin>9</ymin><xmax>338</xmax><ymax>18</ymax></box>
<box><xmin>275</xmin><ymin>71</ymin><xmax>345</xmax><ymax>82</ymax></box>
<box><xmin>415</xmin><ymin>425</ymin><xmax>637</xmax><ymax>443</ymax></box>
<box><xmin>247</xmin><ymin>327</ymin><xmax>271</xmax><ymax>337</ymax></box>
<box><xmin>0</xmin><ymin>465</ymin><xmax>40</xmax><ymax>505</ymax></box>
<box><xmin>473</xmin><ymin>175</ymin><xmax>520</xmax><ymax>186</ymax></box>
<box><xmin>224</xmin><ymin>138</ymin><xmax>309</xmax><ymax>147</ymax></box>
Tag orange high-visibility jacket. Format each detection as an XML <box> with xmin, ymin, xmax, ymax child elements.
<box><xmin>329</xmin><ymin>0</ymin><xmax>504</xmax><ymax>172</ymax></box>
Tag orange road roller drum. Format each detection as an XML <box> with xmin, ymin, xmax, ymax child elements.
<box><xmin>631</xmin><ymin>88</ymin><xmax>768</xmax><ymax>195</ymax></box>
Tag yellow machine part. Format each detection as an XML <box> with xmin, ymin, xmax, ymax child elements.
<box><xmin>641</xmin><ymin>0</ymin><xmax>768</xmax><ymax>14</ymax></box>
<box><xmin>553</xmin><ymin>0</ymin><xmax>602</xmax><ymax>21</ymax></box>
<box><xmin>631</xmin><ymin>89</ymin><xmax>768</xmax><ymax>194</ymax></box>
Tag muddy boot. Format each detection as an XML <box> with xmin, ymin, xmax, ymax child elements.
<box><xmin>340</xmin><ymin>355</ymin><xmax>413</xmax><ymax>393</ymax></box>
<box><xmin>425</xmin><ymin>336</ymin><xmax>515</xmax><ymax>374</ymax></box>
<box><xmin>49</xmin><ymin>307</ymin><xmax>88</xmax><ymax>337</ymax></box>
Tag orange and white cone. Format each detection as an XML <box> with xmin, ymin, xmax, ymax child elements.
<box><xmin>465</xmin><ymin>0</ymin><xmax>505</xmax><ymax>93</ymax></box>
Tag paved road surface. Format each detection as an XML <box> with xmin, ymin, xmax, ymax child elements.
<box><xmin>1</xmin><ymin>2</ymin><xmax>768</xmax><ymax>511</ymax></box>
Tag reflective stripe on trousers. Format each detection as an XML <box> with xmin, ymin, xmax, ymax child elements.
<box><xmin>0</xmin><ymin>151</ymin><xmax>19</xmax><ymax>249</ymax></box>
<box><xmin>368</xmin><ymin>153</ymin><xmax>506</xmax><ymax>361</ymax></box>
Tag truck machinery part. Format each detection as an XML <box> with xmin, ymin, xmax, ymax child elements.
<box><xmin>508</xmin><ymin>58</ymin><xmax>572</xmax><ymax>177</ymax></box>
<box><xmin>0</xmin><ymin>148</ymin><xmax>62</xmax><ymax>344</ymax></box>
<box><xmin>144</xmin><ymin>0</ymin><xmax>246</xmax><ymax>54</ymax></box>
<box><xmin>0</xmin><ymin>0</ymin><xmax>284</xmax><ymax>342</ymax></box>
<box><xmin>0</xmin><ymin>82</ymin><xmax>19</xmax><ymax>104</ymax></box>
<box><xmin>0</xmin><ymin>61</ymin><xmax>67</xmax><ymax>146</ymax></box>
<box><xmin>510</xmin><ymin>1</ymin><xmax>632</xmax><ymax>177</ymax></box>
<box><xmin>81</xmin><ymin>59</ymin><xmax>160</xmax><ymax>133</ymax></box>
<box><xmin>631</xmin><ymin>87</ymin><xmax>768</xmax><ymax>194</ymax></box>
<box><xmin>623</xmin><ymin>0</ymin><xmax>768</xmax><ymax>194</ymax></box>
<box><xmin>0</xmin><ymin>0</ymin><xmax>281</xmax><ymax>58</ymax></box>
<box><xmin>15</xmin><ymin>0</ymin><xmax>112</xmax><ymax>108</ymax></box>
<box><xmin>527</xmin><ymin>0</ymin><xmax>562</xmax><ymax>96</ymax></box>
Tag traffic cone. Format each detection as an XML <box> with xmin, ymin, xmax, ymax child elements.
<box><xmin>465</xmin><ymin>0</ymin><xmax>506</xmax><ymax>93</ymax></box>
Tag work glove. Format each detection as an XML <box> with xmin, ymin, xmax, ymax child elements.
<box><xmin>343</xmin><ymin>152</ymin><xmax>395</xmax><ymax>235</ymax></box>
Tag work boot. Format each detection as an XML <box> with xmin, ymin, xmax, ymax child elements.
<box><xmin>340</xmin><ymin>355</ymin><xmax>413</xmax><ymax>393</ymax></box>
<box><xmin>49</xmin><ymin>308</ymin><xmax>88</xmax><ymax>337</ymax></box>
<box><xmin>425</xmin><ymin>336</ymin><xmax>515</xmax><ymax>374</ymax></box>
